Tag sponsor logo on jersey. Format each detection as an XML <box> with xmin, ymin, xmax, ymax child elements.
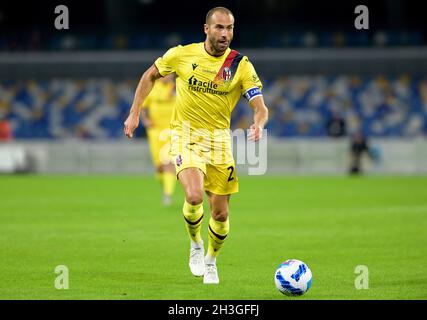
<box><xmin>187</xmin><ymin>76</ymin><xmax>228</xmax><ymax>96</ymax></box>
<box><xmin>201</xmin><ymin>68</ymin><xmax>217</xmax><ymax>75</ymax></box>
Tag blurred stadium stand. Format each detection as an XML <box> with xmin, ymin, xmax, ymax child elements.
<box><xmin>1</xmin><ymin>74</ymin><xmax>426</xmax><ymax>139</ymax></box>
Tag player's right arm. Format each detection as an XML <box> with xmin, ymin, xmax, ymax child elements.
<box><xmin>124</xmin><ymin>64</ymin><xmax>162</xmax><ymax>138</ymax></box>
<box><xmin>124</xmin><ymin>46</ymin><xmax>180</xmax><ymax>138</ymax></box>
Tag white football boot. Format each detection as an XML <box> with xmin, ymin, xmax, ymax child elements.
<box><xmin>189</xmin><ymin>246</ymin><xmax>205</xmax><ymax>277</ymax></box>
<box><xmin>203</xmin><ymin>263</ymin><xmax>219</xmax><ymax>284</ymax></box>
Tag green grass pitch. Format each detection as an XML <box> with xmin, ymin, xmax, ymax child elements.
<box><xmin>0</xmin><ymin>175</ymin><xmax>426</xmax><ymax>300</ymax></box>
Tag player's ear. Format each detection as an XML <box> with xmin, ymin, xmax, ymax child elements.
<box><xmin>204</xmin><ymin>24</ymin><xmax>209</xmax><ymax>35</ymax></box>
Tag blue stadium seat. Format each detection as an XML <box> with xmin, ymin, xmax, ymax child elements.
<box><xmin>1</xmin><ymin>76</ymin><xmax>426</xmax><ymax>139</ymax></box>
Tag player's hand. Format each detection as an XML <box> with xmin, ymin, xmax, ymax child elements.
<box><xmin>248</xmin><ymin>124</ymin><xmax>263</xmax><ymax>142</ymax></box>
<box><xmin>124</xmin><ymin>113</ymin><xmax>139</xmax><ymax>138</ymax></box>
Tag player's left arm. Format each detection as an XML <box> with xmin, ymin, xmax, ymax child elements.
<box><xmin>240</xmin><ymin>57</ymin><xmax>269</xmax><ymax>141</ymax></box>
<box><xmin>248</xmin><ymin>95</ymin><xmax>269</xmax><ymax>142</ymax></box>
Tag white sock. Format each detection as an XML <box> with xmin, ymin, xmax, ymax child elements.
<box><xmin>205</xmin><ymin>254</ymin><xmax>216</xmax><ymax>265</ymax></box>
<box><xmin>191</xmin><ymin>239</ymin><xmax>203</xmax><ymax>250</ymax></box>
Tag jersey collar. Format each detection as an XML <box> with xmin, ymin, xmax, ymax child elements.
<box><xmin>201</xmin><ymin>42</ymin><xmax>231</xmax><ymax>59</ymax></box>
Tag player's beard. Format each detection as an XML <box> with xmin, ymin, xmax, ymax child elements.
<box><xmin>208</xmin><ymin>34</ymin><xmax>232</xmax><ymax>56</ymax></box>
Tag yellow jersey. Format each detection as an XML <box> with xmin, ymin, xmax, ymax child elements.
<box><xmin>141</xmin><ymin>80</ymin><xmax>175</xmax><ymax>129</ymax></box>
<box><xmin>154</xmin><ymin>42</ymin><xmax>263</xmax><ymax>133</ymax></box>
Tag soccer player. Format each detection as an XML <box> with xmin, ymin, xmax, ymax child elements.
<box><xmin>124</xmin><ymin>7</ymin><xmax>268</xmax><ymax>284</ymax></box>
<box><xmin>141</xmin><ymin>74</ymin><xmax>176</xmax><ymax>205</ymax></box>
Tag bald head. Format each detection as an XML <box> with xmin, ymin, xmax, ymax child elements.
<box><xmin>205</xmin><ymin>7</ymin><xmax>234</xmax><ymax>25</ymax></box>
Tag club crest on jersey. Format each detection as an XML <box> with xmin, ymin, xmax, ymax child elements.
<box><xmin>222</xmin><ymin>67</ymin><xmax>232</xmax><ymax>81</ymax></box>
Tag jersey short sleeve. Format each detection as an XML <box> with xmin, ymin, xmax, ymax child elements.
<box><xmin>240</xmin><ymin>57</ymin><xmax>263</xmax><ymax>102</ymax></box>
<box><xmin>154</xmin><ymin>46</ymin><xmax>181</xmax><ymax>77</ymax></box>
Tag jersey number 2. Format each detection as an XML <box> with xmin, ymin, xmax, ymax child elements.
<box><xmin>227</xmin><ymin>166</ymin><xmax>234</xmax><ymax>182</ymax></box>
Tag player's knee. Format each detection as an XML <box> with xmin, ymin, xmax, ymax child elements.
<box><xmin>186</xmin><ymin>190</ymin><xmax>204</xmax><ymax>205</ymax></box>
<box><xmin>211</xmin><ymin>210</ymin><xmax>228</xmax><ymax>222</ymax></box>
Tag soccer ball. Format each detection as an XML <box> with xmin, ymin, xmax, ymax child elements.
<box><xmin>274</xmin><ymin>259</ymin><xmax>312</xmax><ymax>296</ymax></box>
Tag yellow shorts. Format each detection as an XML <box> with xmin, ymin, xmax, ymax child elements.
<box><xmin>170</xmin><ymin>131</ymin><xmax>238</xmax><ymax>195</ymax></box>
<box><xmin>147</xmin><ymin>127</ymin><xmax>172</xmax><ymax>167</ymax></box>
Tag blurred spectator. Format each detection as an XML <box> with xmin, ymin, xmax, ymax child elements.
<box><xmin>0</xmin><ymin>118</ymin><xmax>13</xmax><ymax>141</ymax></box>
<box><xmin>349</xmin><ymin>132</ymin><xmax>373</xmax><ymax>174</ymax></box>
<box><xmin>326</xmin><ymin>111</ymin><xmax>346</xmax><ymax>137</ymax></box>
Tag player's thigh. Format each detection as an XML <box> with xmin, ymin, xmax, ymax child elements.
<box><xmin>204</xmin><ymin>163</ymin><xmax>238</xmax><ymax>196</ymax></box>
<box><xmin>178</xmin><ymin>167</ymin><xmax>205</xmax><ymax>204</ymax></box>
<box><xmin>170</xmin><ymin>130</ymin><xmax>206</xmax><ymax>174</ymax></box>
